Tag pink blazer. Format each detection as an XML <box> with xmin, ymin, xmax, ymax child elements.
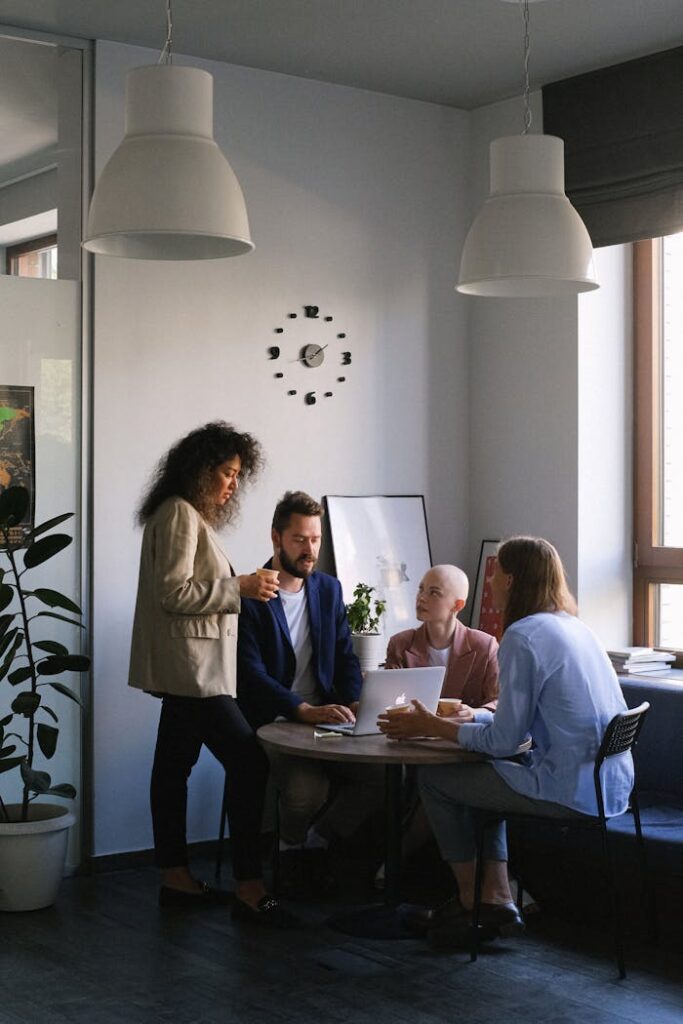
<box><xmin>385</xmin><ymin>619</ymin><xmax>499</xmax><ymax>712</ymax></box>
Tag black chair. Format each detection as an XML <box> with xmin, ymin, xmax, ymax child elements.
<box><xmin>471</xmin><ymin>702</ymin><xmax>656</xmax><ymax>978</ymax></box>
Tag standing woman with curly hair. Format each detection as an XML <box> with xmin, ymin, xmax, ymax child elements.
<box><xmin>129</xmin><ymin>422</ymin><xmax>289</xmax><ymax>924</ymax></box>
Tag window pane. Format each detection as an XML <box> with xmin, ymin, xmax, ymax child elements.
<box><xmin>656</xmin><ymin>583</ymin><xmax>683</xmax><ymax>649</ymax></box>
<box><xmin>661</xmin><ymin>231</ymin><xmax>683</xmax><ymax>547</ymax></box>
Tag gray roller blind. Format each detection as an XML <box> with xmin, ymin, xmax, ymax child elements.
<box><xmin>543</xmin><ymin>47</ymin><xmax>683</xmax><ymax>247</ymax></box>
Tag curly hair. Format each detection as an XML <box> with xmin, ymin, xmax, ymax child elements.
<box><xmin>271</xmin><ymin>491</ymin><xmax>324</xmax><ymax>534</ymax></box>
<box><xmin>138</xmin><ymin>421</ymin><xmax>264</xmax><ymax>528</ymax></box>
<box><xmin>497</xmin><ymin>536</ymin><xmax>577</xmax><ymax>632</ymax></box>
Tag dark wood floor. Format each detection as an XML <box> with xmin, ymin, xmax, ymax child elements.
<box><xmin>4</xmin><ymin>856</ymin><xmax>682</xmax><ymax>1024</ymax></box>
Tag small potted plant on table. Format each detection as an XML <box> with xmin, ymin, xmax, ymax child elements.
<box><xmin>346</xmin><ymin>582</ymin><xmax>387</xmax><ymax>671</ymax></box>
<box><xmin>0</xmin><ymin>485</ymin><xmax>89</xmax><ymax>912</ymax></box>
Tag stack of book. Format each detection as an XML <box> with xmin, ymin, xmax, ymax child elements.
<box><xmin>607</xmin><ymin>647</ymin><xmax>675</xmax><ymax>674</ymax></box>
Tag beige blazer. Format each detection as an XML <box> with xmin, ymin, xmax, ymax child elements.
<box><xmin>385</xmin><ymin>619</ymin><xmax>499</xmax><ymax>712</ymax></box>
<box><xmin>128</xmin><ymin>497</ymin><xmax>241</xmax><ymax>698</ymax></box>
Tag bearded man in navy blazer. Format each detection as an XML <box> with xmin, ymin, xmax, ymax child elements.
<box><xmin>237</xmin><ymin>491</ymin><xmax>382</xmax><ymax>897</ymax></box>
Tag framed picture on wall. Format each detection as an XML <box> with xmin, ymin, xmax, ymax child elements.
<box><xmin>470</xmin><ymin>539</ymin><xmax>503</xmax><ymax>641</ymax></box>
<box><xmin>0</xmin><ymin>384</ymin><xmax>35</xmax><ymax>541</ymax></box>
<box><xmin>324</xmin><ymin>495</ymin><xmax>432</xmax><ymax>642</ymax></box>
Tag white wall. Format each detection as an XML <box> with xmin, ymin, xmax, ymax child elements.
<box><xmin>91</xmin><ymin>41</ymin><xmax>471</xmax><ymax>856</ymax></box>
<box><xmin>577</xmin><ymin>244</ymin><xmax>632</xmax><ymax>645</ymax></box>
<box><xmin>467</xmin><ymin>93</ymin><xmax>580</xmax><ymax>591</ymax></box>
<box><xmin>466</xmin><ymin>94</ymin><xmax>631</xmax><ymax>639</ymax></box>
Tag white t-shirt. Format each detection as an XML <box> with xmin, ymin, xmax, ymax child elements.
<box><xmin>279</xmin><ymin>587</ymin><xmax>321</xmax><ymax>705</ymax></box>
<box><xmin>427</xmin><ymin>644</ymin><xmax>451</xmax><ymax>669</ymax></box>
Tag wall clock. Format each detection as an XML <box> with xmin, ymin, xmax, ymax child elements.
<box><xmin>267</xmin><ymin>304</ymin><xmax>352</xmax><ymax>405</ymax></box>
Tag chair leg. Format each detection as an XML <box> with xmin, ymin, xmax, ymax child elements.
<box><xmin>516</xmin><ymin>877</ymin><xmax>524</xmax><ymax>914</ymax></box>
<box><xmin>470</xmin><ymin>816</ymin><xmax>486</xmax><ymax>963</ymax></box>
<box><xmin>599</xmin><ymin>818</ymin><xmax>626</xmax><ymax>979</ymax></box>
<box><xmin>215</xmin><ymin>773</ymin><xmax>229</xmax><ymax>882</ymax></box>
<box><xmin>630</xmin><ymin>792</ymin><xmax>658</xmax><ymax>945</ymax></box>
<box><xmin>271</xmin><ymin>794</ymin><xmax>281</xmax><ymax>896</ymax></box>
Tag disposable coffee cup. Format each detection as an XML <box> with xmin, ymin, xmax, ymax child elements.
<box><xmin>256</xmin><ymin>567</ymin><xmax>279</xmax><ymax>583</ymax></box>
<box><xmin>437</xmin><ymin>698</ymin><xmax>463</xmax><ymax>717</ymax></box>
<box><xmin>385</xmin><ymin>703</ymin><xmax>412</xmax><ymax>715</ymax></box>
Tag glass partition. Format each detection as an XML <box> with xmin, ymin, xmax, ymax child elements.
<box><xmin>0</xmin><ymin>31</ymin><xmax>86</xmax><ymax>872</ymax></box>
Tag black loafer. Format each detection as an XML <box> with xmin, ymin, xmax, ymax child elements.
<box><xmin>427</xmin><ymin>902</ymin><xmax>525</xmax><ymax>952</ymax></box>
<box><xmin>159</xmin><ymin>881</ymin><xmax>233</xmax><ymax>908</ymax></box>
<box><xmin>232</xmin><ymin>894</ymin><xmax>301</xmax><ymax>929</ymax></box>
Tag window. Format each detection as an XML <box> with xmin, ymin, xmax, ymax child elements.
<box><xmin>6</xmin><ymin>234</ymin><xmax>58</xmax><ymax>279</ymax></box>
<box><xmin>633</xmin><ymin>234</ymin><xmax>683</xmax><ymax>655</ymax></box>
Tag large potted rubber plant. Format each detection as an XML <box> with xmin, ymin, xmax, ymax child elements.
<box><xmin>0</xmin><ymin>485</ymin><xmax>89</xmax><ymax>912</ymax></box>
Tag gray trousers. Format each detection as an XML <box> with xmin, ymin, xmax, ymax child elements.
<box><xmin>419</xmin><ymin>762</ymin><xmax>582</xmax><ymax>863</ymax></box>
<box><xmin>267</xmin><ymin>748</ymin><xmax>384</xmax><ymax>846</ymax></box>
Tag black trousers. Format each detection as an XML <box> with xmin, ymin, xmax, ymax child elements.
<box><xmin>150</xmin><ymin>694</ymin><xmax>268</xmax><ymax>881</ymax></box>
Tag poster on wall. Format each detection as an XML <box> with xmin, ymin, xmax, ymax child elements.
<box><xmin>470</xmin><ymin>539</ymin><xmax>503</xmax><ymax>641</ymax></box>
<box><xmin>325</xmin><ymin>494</ymin><xmax>432</xmax><ymax>643</ymax></box>
<box><xmin>0</xmin><ymin>385</ymin><xmax>35</xmax><ymax>541</ymax></box>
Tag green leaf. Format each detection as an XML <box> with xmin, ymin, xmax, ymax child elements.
<box><xmin>37</xmin><ymin>723</ymin><xmax>58</xmax><ymax>759</ymax></box>
<box><xmin>21</xmin><ymin>763</ymin><xmax>51</xmax><ymax>793</ymax></box>
<box><xmin>46</xmin><ymin>783</ymin><xmax>76</xmax><ymax>800</ymax></box>
<box><xmin>0</xmin><ymin>626</ymin><xmax>19</xmax><ymax>657</ymax></box>
<box><xmin>23</xmin><ymin>512</ymin><xmax>74</xmax><ymax>545</ymax></box>
<box><xmin>0</xmin><ymin>756</ymin><xmax>24</xmax><ymax>775</ymax></box>
<box><xmin>0</xmin><ymin>613</ymin><xmax>15</xmax><ymax>638</ymax></box>
<box><xmin>0</xmin><ymin>486</ymin><xmax>29</xmax><ymax>527</ymax></box>
<box><xmin>0</xmin><ymin>714</ymin><xmax>12</xmax><ymax>728</ymax></box>
<box><xmin>8</xmin><ymin>665</ymin><xmax>33</xmax><ymax>686</ymax></box>
<box><xmin>0</xmin><ymin>744</ymin><xmax>17</xmax><ymax>758</ymax></box>
<box><xmin>39</xmin><ymin>705</ymin><xmax>59</xmax><ymax>723</ymax></box>
<box><xmin>38</xmin><ymin>654</ymin><xmax>90</xmax><ymax>676</ymax></box>
<box><xmin>33</xmin><ymin>611</ymin><xmax>85</xmax><ymax>630</ymax></box>
<box><xmin>32</xmin><ymin>640</ymin><xmax>69</xmax><ymax>656</ymax></box>
<box><xmin>0</xmin><ymin>634</ymin><xmax>23</xmax><ymax>682</ymax></box>
<box><xmin>11</xmin><ymin>691</ymin><xmax>41</xmax><ymax>716</ymax></box>
<box><xmin>23</xmin><ymin>534</ymin><xmax>72</xmax><ymax>569</ymax></box>
<box><xmin>0</xmin><ymin>584</ymin><xmax>14</xmax><ymax>612</ymax></box>
<box><xmin>31</xmin><ymin>589</ymin><xmax>82</xmax><ymax>615</ymax></box>
<box><xmin>48</xmin><ymin>682</ymin><xmax>83</xmax><ymax>708</ymax></box>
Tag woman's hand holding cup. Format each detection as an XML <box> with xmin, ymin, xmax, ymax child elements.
<box><xmin>239</xmin><ymin>567</ymin><xmax>279</xmax><ymax>602</ymax></box>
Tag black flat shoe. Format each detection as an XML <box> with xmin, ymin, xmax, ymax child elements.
<box><xmin>427</xmin><ymin>902</ymin><xmax>525</xmax><ymax>952</ymax></box>
<box><xmin>159</xmin><ymin>881</ymin><xmax>233</xmax><ymax>908</ymax></box>
<box><xmin>231</xmin><ymin>894</ymin><xmax>301</xmax><ymax>929</ymax></box>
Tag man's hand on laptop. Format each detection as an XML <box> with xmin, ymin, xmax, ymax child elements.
<box><xmin>295</xmin><ymin>702</ymin><xmax>356</xmax><ymax>725</ymax></box>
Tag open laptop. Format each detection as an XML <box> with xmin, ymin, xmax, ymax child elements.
<box><xmin>315</xmin><ymin>666</ymin><xmax>446</xmax><ymax>736</ymax></box>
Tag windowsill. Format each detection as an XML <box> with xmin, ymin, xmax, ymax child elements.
<box><xmin>618</xmin><ymin>669</ymin><xmax>683</xmax><ymax>685</ymax></box>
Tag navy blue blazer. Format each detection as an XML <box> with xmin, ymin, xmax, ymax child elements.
<box><xmin>236</xmin><ymin>563</ymin><xmax>362</xmax><ymax>729</ymax></box>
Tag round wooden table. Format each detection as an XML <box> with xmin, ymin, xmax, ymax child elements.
<box><xmin>257</xmin><ymin>721</ymin><xmax>482</xmax><ymax>928</ymax></box>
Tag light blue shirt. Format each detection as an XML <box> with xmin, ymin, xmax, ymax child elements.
<box><xmin>458</xmin><ymin>612</ymin><xmax>634</xmax><ymax>817</ymax></box>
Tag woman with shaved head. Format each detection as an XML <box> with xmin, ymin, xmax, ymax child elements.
<box><xmin>385</xmin><ymin>563</ymin><xmax>499</xmax><ymax>720</ymax></box>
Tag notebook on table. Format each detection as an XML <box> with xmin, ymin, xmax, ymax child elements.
<box><xmin>315</xmin><ymin>666</ymin><xmax>446</xmax><ymax>737</ymax></box>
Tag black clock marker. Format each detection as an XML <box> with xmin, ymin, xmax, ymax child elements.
<box><xmin>287</xmin><ymin>390</ymin><xmax>297</xmax><ymax>396</ymax></box>
<box><xmin>337</xmin><ymin>377</ymin><xmax>346</xmax><ymax>383</ymax></box>
<box><xmin>337</xmin><ymin>333</ymin><xmax>346</xmax><ymax>339</ymax></box>
<box><xmin>288</xmin><ymin>312</ymin><xmax>297</xmax><ymax>319</ymax></box>
<box><xmin>275</xmin><ymin>327</ymin><xmax>284</xmax><ymax>334</ymax></box>
<box><xmin>304</xmin><ymin>306</ymin><xmax>319</xmax><ymax>318</ymax></box>
<box><xmin>324</xmin><ymin>316</ymin><xmax>333</xmax><ymax>322</ymax></box>
<box><xmin>268</xmin><ymin>346</ymin><xmax>280</xmax><ymax>359</ymax></box>
<box><xmin>305</xmin><ymin>392</ymin><xmax>317</xmax><ymax>405</ymax></box>
<box><xmin>324</xmin><ymin>392</ymin><xmax>333</xmax><ymax>398</ymax></box>
<box><xmin>275</xmin><ymin>372</ymin><xmax>284</xmax><ymax>379</ymax></box>
<box><xmin>341</xmin><ymin>352</ymin><xmax>352</xmax><ymax>365</ymax></box>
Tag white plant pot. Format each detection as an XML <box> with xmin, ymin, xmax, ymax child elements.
<box><xmin>351</xmin><ymin>632</ymin><xmax>385</xmax><ymax>672</ymax></box>
<box><xmin>0</xmin><ymin>803</ymin><xmax>75</xmax><ymax>912</ymax></box>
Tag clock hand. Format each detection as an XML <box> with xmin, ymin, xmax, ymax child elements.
<box><xmin>288</xmin><ymin>343</ymin><xmax>329</xmax><ymax>363</ymax></box>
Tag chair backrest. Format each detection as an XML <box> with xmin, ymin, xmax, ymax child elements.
<box><xmin>592</xmin><ymin>702</ymin><xmax>650</xmax><ymax>821</ymax></box>
<box><xmin>596</xmin><ymin>702</ymin><xmax>650</xmax><ymax>768</ymax></box>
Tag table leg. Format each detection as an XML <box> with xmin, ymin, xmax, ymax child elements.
<box><xmin>384</xmin><ymin>764</ymin><xmax>403</xmax><ymax>907</ymax></box>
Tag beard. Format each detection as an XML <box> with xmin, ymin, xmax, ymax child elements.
<box><xmin>278</xmin><ymin>546</ymin><xmax>317</xmax><ymax>579</ymax></box>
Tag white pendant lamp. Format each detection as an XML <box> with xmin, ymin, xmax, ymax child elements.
<box><xmin>457</xmin><ymin>0</ymin><xmax>598</xmax><ymax>297</ymax></box>
<box><xmin>83</xmin><ymin>2</ymin><xmax>253</xmax><ymax>260</ymax></box>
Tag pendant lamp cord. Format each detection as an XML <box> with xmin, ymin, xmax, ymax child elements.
<box><xmin>158</xmin><ymin>0</ymin><xmax>174</xmax><ymax>65</ymax></box>
<box><xmin>520</xmin><ymin>0</ymin><xmax>532</xmax><ymax>134</ymax></box>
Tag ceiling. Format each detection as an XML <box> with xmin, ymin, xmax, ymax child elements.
<box><xmin>0</xmin><ymin>0</ymin><xmax>682</xmax><ymax>110</ymax></box>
